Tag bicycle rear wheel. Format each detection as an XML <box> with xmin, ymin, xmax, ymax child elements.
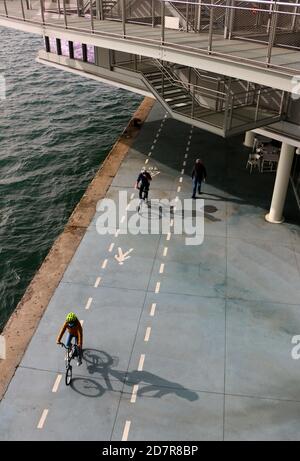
<box><xmin>65</xmin><ymin>365</ymin><xmax>72</xmax><ymax>386</ymax></box>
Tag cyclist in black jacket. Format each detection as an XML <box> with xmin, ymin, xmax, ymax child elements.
<box><xmin>135</xmin><ymin>168</ymin><xmax>152</xmax><ymax>211</ymax></box>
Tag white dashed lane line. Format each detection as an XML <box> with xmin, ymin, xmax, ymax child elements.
<box><xmin>101</xmin><ymin>259</ymin><xmax>108</xmax><ymax>269</ymax></box>
<box><xmin>52</xmin><ymin>375</ymin><xmax>62</xmax><ymax>393</ymax></box>
<box><xmin>131</xmin><ymin>385</ymin><xmax>139</xmax><ymax>403</ymax></box>
<box><xmin>94</xmin><ymin>277</ymin><xmax>101</xmax><ymax>288</ymax></box>
<box><xmin>37</xmin><ymin>409</ymin><xmax>49</xmax><ymax>429</ymax></box>
<box><xmin>163</xmin><ymin>247</ymin><xmax>168</xmax><ymax>257</ymax></box>
<box><xmin>85</xmin><ymin>297</ymin><xmax>93</xmax><ymax>310</ymax></box>
<box><xmin>155</xmin><ymin>282</ymin><xmax>161</xmax><ymax>293</ymax></box>
<box><xmin>166</xmin><ymin>232</ymin><xmax>171</xmax><ymax>241</ymax></box>
<box><xmin>159</xmin><ymin>263</ymin><xmax>164</xmax><ymax>274</ymax></box>
<box><xmin>109</xmin><ymin>243</ymin><xmax>115</xmax><ymax>252</ymax></box>
<box><xmin>150</xmin><ymin>303</ymin><xmax>156</xmax><ymax>316</ymax></box>
<box><xmin>138</xmin><ymin>354</ymin><xmax>145</xmax><ymax>371</ymax></box>
<box><xmin>144</xmin><ymin>327</ymin><xmax>151</xmax><ymax>342</ymax></box>
<box><xmin>122</xmin><ymin>421</ymin><xmax>131</xmax><ymax>441</ymax></box>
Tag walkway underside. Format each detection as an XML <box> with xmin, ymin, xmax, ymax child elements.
<box><xmin>0</xmin><ymin>103</ymin><xmax>299</xmax><ymax>441</ymax></box>
<box><xmin>0</xmin><ymin>4</ymin><xmax>299</xmax><ymax>93</ymax></box>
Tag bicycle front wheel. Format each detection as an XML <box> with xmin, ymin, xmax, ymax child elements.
<box><xmin>65</xmin><ymin>365</ymin><xmax>72</xmax><ymax>386</ymax></box>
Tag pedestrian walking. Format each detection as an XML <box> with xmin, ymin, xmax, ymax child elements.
<box><xmin>191</xmin><ymin>158</ymin><xmax>207</xmax><ymax>198</ymax></box>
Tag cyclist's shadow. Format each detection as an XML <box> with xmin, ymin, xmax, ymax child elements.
<box><xmin>82</xmin><ymin>349</ymin><xmax>198</xmax><ymax>402</ymax></box>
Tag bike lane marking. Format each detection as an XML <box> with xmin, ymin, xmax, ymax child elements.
<box><xmin>94</xmin><ymin>277</ymin><xmax>102</xmax><ymax>288</ymax></box>
<box><xmin>37</xmin><ymin>409</ymin><xmax>49</xmax><ymax>429</ymax></box>
<box><xmin>122</xmin><ymin>420</ymin><xmax>131</xmax><ymax>441</ymax></box>
<box><xmin>150</xmin><ymin>303</ymin><xmax>156</xmax><ymax>316</ymax></box>
<box><xmin>108</xmin><ymin>243</ymin><xmax>115</xmax><ymax>252</ymax></box>
<box><xmin>52</xmin><ymin>375</ymin><xmax>62</xmax><ymax>393</ymax></box>
<box><xmin>144</xmin><ymin>327</ymin><xmax>151</xmax><ymax>342</ymax></box>
<box><xmin>138</xmin><ymin>354</ymin><xmax>145</xmax><ymax>371</ymax></box>
<box><xmin>85</xmin><ymin>297</ymin><xmax>93</xmax><ymax>310</ymax></box>
<box><xmin>101</xmin><ymin>259</ymin><xmax>108</xmax><ymax>269</ymax></box>
<box><xmin>130</xmin><ymin>385</ymin><xmax>139</xmax><ymax>403</ymax></box>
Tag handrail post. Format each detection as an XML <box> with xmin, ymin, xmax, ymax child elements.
<box><xmin>90</xmin><ymin>0</ymin><xmax>94</xmax><ymax>31</ymax></box>
<box><xmin>161</xmin><ymin>0</ymin><xmax>165</xmax><ymax>45</ymax></box>
<box><xmin>192</xmin><ymin>85</ymin><xmax>195</xmax><ymax>118</ymax></box>
<box><xmin>62</xmin><ymin>0</ymin><xmax>68</xmax><ymax>27</ymax></box>
<box><xmin>224</xmin><ymin>0</ymin><xmax>231</xmax><ymax>39</ymax></box>
<box><xmin>4</xmin><ymin>0</ymin><xmax>8</xmax><ymax>17</ymax></box>
<box><xmin>279</xmin><ymin>91</ymin><xmax>285</xmax><ymax>116</ymax></box>
<box><xmin>99</xmin><ymin>0</ymin><xmax>104</xmax><ymax>20</ymax></box>
<box><xmin>228</xmin><ymin>0</ymin><xmax>235</xmax><ymax>40</ymax></box>
<box><xmin>255</xmin><ymin>89</ymin><xmax>261</xmax><ymax>122</ymax></box>
<box><xmin>186</xmin><ymin>1</ymin><xmax>189</xmax><ymax>32</ymax></box>
<box><xmin>197</xmin><ymin>0</ymin><xmax>202</xmax><ymax>33</ymax></box>
<box><xmin>57</xmin><ymin>0</ymin><xmax>61</xmax><ymax>15</ymax></box>
<box><xmin>76</xmin><ymin>0</ymin><xmax>80</xmax><ymax>17</ymax></box>
<box><xmin>151</xmin><ymin>0</ymin><xmax>155</xmax><ymax>27</ymax></box>
<box><xmin>122</xmin><ymin>0</ymin><xmax>126</xmax><ymax>38</ymax></box>
<box><xmin>96</xmin><ymin>0</ymin><xmax>100</xmax><ymax>19</ymax></box>
<box><xmin>208</xmin><ymin>0</ymin><xmax>214</xmax><ymax>53</ymax></box>
<box><xmin>224</xmin><ymin>81</ymin><xmax>231</xmax><ymax>134</ymax></box>
<box><xmin>40</xmin><ymin>0</ymin><xmax>45</xmax><ymax>24</ymax></box>
<box><xmin>291</xmin><ymin>1</ymin><xmax>299</xmax><ymax>32</ymax></box>
<box><xmin>20</xmin><ymin>0</ymin><xmax>25</xmax><ymax>20</ymax></box>
<box><xmin>266</xmin><ymin>2</ymin><xmax>278</xmax><ymax>66</ymax></box>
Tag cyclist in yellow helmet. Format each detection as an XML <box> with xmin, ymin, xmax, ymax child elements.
<box><xmin>56</xmin><ymin>312</ymin><xmax>83</xmax><ymax>365</ymax></box>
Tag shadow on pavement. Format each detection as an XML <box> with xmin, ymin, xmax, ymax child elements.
<box><xmin>73</xmin><ymin>349</ymin><xmax>199</xmax><ymax>402</ymax></box>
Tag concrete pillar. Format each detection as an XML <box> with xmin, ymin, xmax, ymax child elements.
<box><xmin>243</xmin><ymin>130</ymin><xmax>255</xmax><ymax>148</ymax></box>
<box><xmin>265</xmin><ymin>142</ymin><xmax>295</xmax><ymax>224</ymax></box>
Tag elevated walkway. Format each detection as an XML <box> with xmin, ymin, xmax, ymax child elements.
<box><xmin>1</xmin><ymin>1</ymin><xmax>300</xmax><ymax>93</ymax></box>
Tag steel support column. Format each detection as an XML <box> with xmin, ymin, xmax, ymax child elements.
<box><xmin>266</xmin><ymin>143</ymin><xmax>295</xmax><ymax>223</ymax></box>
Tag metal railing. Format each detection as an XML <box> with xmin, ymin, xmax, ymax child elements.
<box><xmin>124</xmin><ymin>58</ymin><xmax>285</xmax><ymax>132</ymax></box>
<box><xmin>1</xmin><ymin>0</ymin><xmax>300</xmax><ymax>76</ymax></box>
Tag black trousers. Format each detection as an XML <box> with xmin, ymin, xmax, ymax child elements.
<box><xmin>139</xmin><ymin>185</ymin><xmax>149</xmax><ymax>200</ymax></box>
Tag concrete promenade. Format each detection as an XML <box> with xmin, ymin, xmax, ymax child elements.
<box><xmin>0</xmin><ymin>103</ymin><xmax>300</xmax><ymax>440</ymax></box>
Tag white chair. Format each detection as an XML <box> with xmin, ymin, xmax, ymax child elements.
<box><xmin>246</xmin><ymin>153</ymin><xmax>261</xmax><ymax>173</ymax></box>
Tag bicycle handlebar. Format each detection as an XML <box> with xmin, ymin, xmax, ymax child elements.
<box><xmin>58</xmin><ymin>342</ymin><xmax>81</xmax><ymax>350</ymax></box>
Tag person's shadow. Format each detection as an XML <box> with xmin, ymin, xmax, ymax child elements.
<box><xmin>79</xmin><ymin>349</ymin><xmax>198</xmax><ymax>402</ymax></box>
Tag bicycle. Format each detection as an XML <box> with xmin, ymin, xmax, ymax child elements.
<box><xmin>59</xmin><ymin>342</ymin><xmax>80</xmax><ymax>386</ymax></box>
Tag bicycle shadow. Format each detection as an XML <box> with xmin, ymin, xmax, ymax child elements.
<box><xmin>74</xmin><ymin>349</ymin><xmax>198</xmax><ymax>402</ymax></box>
